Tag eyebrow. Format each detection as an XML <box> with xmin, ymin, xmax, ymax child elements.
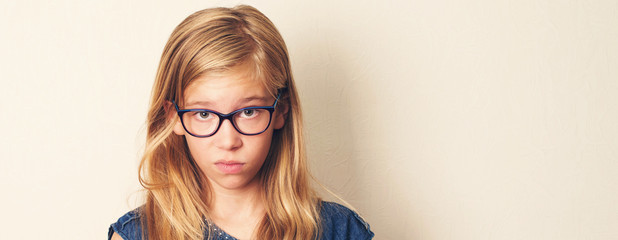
<box><xmin>184</xmin><ymin>96</ymin><xmax>271</xmax><ymax>108</ymax></box>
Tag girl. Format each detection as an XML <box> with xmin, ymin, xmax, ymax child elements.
<box><xmin>109</xmin><ymin>5</ymin><xmax>373</xmax><ymax>240</ymax></box>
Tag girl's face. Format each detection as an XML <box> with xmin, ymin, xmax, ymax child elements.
<box><xmin>173</xmin><ymin>64</ymin><xmax>286</xmax><ymax>192</ymax></box>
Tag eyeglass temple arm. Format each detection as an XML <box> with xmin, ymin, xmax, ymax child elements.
<box><xmin>171</xmin><ymin>100</ymin><xmax>180</xmax><ymax>111</ymax></box>
<box><xmin>274</xmin><ymin>87</ymin><xmax>288</xmax><ymax>107</ymax></box>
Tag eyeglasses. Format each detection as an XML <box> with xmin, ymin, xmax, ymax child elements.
<box><xmin>173</xmin><ymin>92</ymin><xmax>282</xmax><ymax>138</ymax></box>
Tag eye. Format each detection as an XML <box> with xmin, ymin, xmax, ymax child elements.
<box><xmin>239</xmin><ymin>109</ymin><xmax>258</xmax><ymax>118</ymax></box>
<box><xmin>194</xmin><ymin>111</ymin><xmax>213</xmax><ymax>120</ymax></box>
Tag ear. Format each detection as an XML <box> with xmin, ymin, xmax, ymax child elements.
<box><xmin>273</xmin><ymin>103</ymin><xmax>289</xmax><ymax>130</ymax></box>
<box><xmin>165</xmin><ymin>100</ymin><xmax>186</xmax><ymax>135</ymax></box>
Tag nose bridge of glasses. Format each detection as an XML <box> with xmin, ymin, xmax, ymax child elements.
<box><xmin>218</xmin><ymin>111</ymin><xmax>241</xmax><ymax>130</ymax></box>
<box><xmin>215</xmin><ymin>113</ymin><xmax>243</xmax><ymax>138</ymax></box>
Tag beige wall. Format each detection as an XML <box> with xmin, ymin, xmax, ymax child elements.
<box><xmin>1</xmin><ymin>0</ymin><xmax>617</xmax><ymax>239</ymax></box>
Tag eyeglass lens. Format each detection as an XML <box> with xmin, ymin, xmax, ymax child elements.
<box><xmin>182</xmin><ymin>108</ymin><xmax>272</xmax><ymax>136</ymax></box>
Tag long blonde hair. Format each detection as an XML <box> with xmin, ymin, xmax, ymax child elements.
<box><xmin>138</xmin><ymin>5</ymin><xmax>321</xmax><ymax>240</ymax></box>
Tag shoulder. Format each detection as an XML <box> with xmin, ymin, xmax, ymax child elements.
<box><xmin>319</xmin><ymin>201</ymin><xmax>374</xmax><ymax>240</ymax></box>
<box><xmin>108</xmin><ymin>208</ymin><xmax>144</xmax><ymax>240</ymax></box>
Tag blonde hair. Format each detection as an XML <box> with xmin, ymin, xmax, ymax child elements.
<box><xmin>138</xmin><ymin>5</ymin><xmax>321</xmax><ymax>240</ymax></box>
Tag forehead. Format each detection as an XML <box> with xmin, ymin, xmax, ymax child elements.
<box><xmin>183</xmin><ymin>66</ymin><xmax>270</xmax><ymax>108</ymax></box>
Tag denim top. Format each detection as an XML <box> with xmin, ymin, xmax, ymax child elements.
<box><xmin>108</xmin><ymin>201</ymin><xmax>374</xmax><ymax>240</ymax></box>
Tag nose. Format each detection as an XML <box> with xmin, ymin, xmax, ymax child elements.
<box><xmin>213</xmin><ymin>119</ymin><xmax>242</xmax><ymax>150</ymax></box>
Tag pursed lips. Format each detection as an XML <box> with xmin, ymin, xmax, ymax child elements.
<box><xmin>215</xmin><ymin>160</ymin><xmax>245</xmax><ymax>174</ymax></box>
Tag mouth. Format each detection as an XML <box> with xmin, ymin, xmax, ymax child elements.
<box><xmin>215</xmin><ymin>161</ymin><xmax>245</xmax><ymax>174</ymax></box>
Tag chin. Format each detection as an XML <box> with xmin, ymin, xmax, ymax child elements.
<box><xmin>215</xmin><ymin>176</ymin><xmax>257</xmax><ymax>190</ymax></box>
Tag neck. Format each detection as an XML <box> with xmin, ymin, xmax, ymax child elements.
<box><xmin>208</xmin><ymin>177</ymin><xmax>265</xmax><ymax>226</ymax></box>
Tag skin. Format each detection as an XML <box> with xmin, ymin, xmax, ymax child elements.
<box><xmin>112</xmin><ymin>64</ymin><xmax>286</xmax><ymax>240</ymax></box>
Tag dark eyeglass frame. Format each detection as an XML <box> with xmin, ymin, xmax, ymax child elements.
<box><xmin>172</xmin><ymin>92</ymin><xmax>282</xmax><ymax>138</ymax></box>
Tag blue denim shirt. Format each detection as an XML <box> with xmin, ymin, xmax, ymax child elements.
<box><xmin>108</xmin><ymin>201</ymin><xmax>374</xmax><ymax>240</ymax></box>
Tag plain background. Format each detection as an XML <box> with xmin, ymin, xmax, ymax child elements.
<box><xmin>1</xmin><ymin>0</ymin><xmax>617</xmax><ymax>239</ymax></box>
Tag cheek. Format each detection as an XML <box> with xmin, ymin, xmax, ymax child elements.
<box><xmin>184</xmin><ymin>138</ymin><xmax>214</xmax><ymax>165</ymax></box>
<box><xmin>250</xmin><ymin>134</ymin><xmax>274</xmax><ymax>161</ymax></box>
<box><xmin>238</xmin><ymin>131</ymin><xmax>274</xmax><ymax>168</ymax></box>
